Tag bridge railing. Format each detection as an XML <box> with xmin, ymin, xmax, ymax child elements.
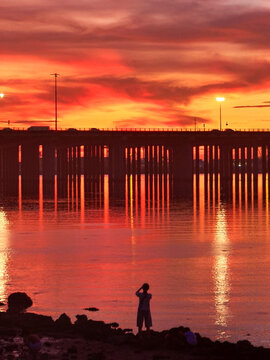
<box><xmin>3</xmin><ymin>127</ymin><xmax>270</xmax><ymax>132</ymax></box>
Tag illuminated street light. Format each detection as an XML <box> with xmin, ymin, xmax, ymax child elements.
<box><xmin>216</xmin><ymin>97</ymin><xmax>225</xmax><ymax>131</ymax></box>
<box><xmin>0</xmin><ymin>93</ymin><xmax>4</xmax><ymax>99</ymax></box>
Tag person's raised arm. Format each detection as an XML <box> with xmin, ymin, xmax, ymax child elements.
<box><xmin>135</xmin><ymin>286</ymin><xmax>142</xmax><ymax>296</ymax></box>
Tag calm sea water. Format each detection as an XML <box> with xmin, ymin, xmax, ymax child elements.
<box><xmin>1</xmin><ymin>174</ymin><xmax>270</xmax><ymax>346</ymax></box>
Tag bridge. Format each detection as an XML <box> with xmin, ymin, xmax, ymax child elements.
<box><xmin>0</xmin><ymin>128</ymin><xmax>270</xmax><ymax>198</ymax></box>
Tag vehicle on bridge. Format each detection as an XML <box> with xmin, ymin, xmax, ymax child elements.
<box><xmin>28</xmin><ymin>126</ymin><xmax>50</xmax><ymax>131</ymax></box>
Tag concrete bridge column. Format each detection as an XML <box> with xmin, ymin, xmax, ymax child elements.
<box><xmin>137</xmin><ymin>147</ymin><xmax>141</xmax><ymax>175</ymax></box>
<box><xmin>246</xmin><ymin>146</ymin><xmax>252</xmax><ymax>175</ymax></box>
<box><xmin>267</xmin><ymin>145</ymin><xmax>270</xmax><ymax>175</ymax></box>
<box><xmin>209</xmin><ymin>145</ymin><xmax>213</xmax><ymax>175</ymax></box>
<box><xmin>154</xmin><ymin>146</ymin><xmax>158</xmax><ymax>174</ymax></box>
<box><xmin>220</xmin><ymin>145</ymin><xmax>230</xmax><ymax>181</ymax></box>
<box><xmin>235</xmin><ymin>147</ymin><xmax>240</xmax><ymax>177</ymax></box>
<box><xmin>3</xmin><ymin>146</ymin><xmax>19</xmax><ymax>196</ymax></box>
<box><xmin>195</xmin><ymin>146</ymin><xmax>199</xmax><ymax>175</ymax></box>
<box><xmin>204</xmin><ymin>145</ymin><xmax>208</xmax><ymax>175</ymax></box>
<box><xmin>240</xmin><ymin>146</ymin><xmax>246</xmax><ymax>174</ymax></box>
<box><xmin>43</xmin><ymin>144</ymin><xmax>55</xmax><ymax>198</ymax></box>
<box><xmin>164</xmin><ymin>147</ymin><xmax>168</xmax><ymax>174</ymax></box>
<box><xmin>125</xmin><ymin>147</ymin><xmax>130</xmax><ymax>174</ymax></box>
<box><xmin>56</xmin><ymin>147</ymin><xmax>68</xmax><ymax>197</ymax></box>
<box><xmin>92</xmin><ymin>145</ymin><xmax>97</xmax><ymax>178</ymax></box>
<box><xmin>0</xmin><ymin>147</ymin><xmax>4</xmax><ymax>183</ymax></box>
<box><xmin>144</xmin><ymin>146</ymin><xmax>148</xmax><ymax>175</ymax></box>
<box><xmin>21</xmin><ymin>142</ymin><xmax>39</xmax><ymax>196</ymax></box>
<box><xmin>132</xmin><ymin>147</ymin><xmax>136</xmax><ymax>174</ymax></box>
<box><xmin>100</xmin><ymin>145</ymin><xmax>105</xmax><ymax>176</ymax></box>
<box><xmin>253</xmin><ymin>145</ymin><xmax>258</xmax><ymax>197</ymax></box>
<box><xmin>77</xmin><ymin>146</ymin><xmax>81</xmax><ymax>176</ymax></box>
<box><xmin>253</xmin><ymin>145</ymin><xmax>258</xmax><ymax>175</ymax></box>
<box><xmin>214</xmin><ymin>146</ymin><xmax>219</xmax><ymax>175</ymax></box>
<box><xmin>158</xmin><ymin>146</ymin><xmax>162</xmax><ymax>174</ymax></box>
<box><xmin>149</xmin><ymin>146</ymin><xmax>153</xmax><ymax>174</ymax></box>
<box><xmin>109</xmin><ymin>144</ymin><xmax>125</xmax><ymax>181</ymax></box>
<box><xmin>172</xmin><ymin>143</ymin><xmax>193</xmax><ymax>195</ymax></box>
<box><xmin>262</xmin><ymin>145</ymin><xmax>267</xmax><ymax>175</ymax></box>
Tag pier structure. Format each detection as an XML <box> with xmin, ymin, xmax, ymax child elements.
<box><xmin>0</xmin><ymin>129</ymin><xmax>270</xmax><ymax>198</ymax></box>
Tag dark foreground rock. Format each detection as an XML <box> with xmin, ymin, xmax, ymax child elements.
<box><xmin>0</xmin><ymin>311</ymin><xmax>270</xmax><ymax>360</ymax></box>
<box><xmin>7</xmin><ymin>292</ymin><xmax>33</xmax><ymax>313</ymax></box>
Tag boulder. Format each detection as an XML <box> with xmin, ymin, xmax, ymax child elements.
<box><xmin>55</xmin><ymin>313</ymin><xmax>72</xmax><ymax>330</ymax></box>
<box><xmin>7</xmin><ymin>292</ymin><xmax>33</xmax><ymax>313</ymax></box>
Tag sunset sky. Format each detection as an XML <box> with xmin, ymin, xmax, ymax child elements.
<box><xmin>1</xmin><ymin>0</ymin><xmax>270</xmax><ymax>129</ymax></box>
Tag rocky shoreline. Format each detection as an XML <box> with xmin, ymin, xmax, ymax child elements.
<box><xmin>0</xmin><ymin>310</ymin><xmax>270</xmax><ymax>360</ymax></box>
<box><xmin>1</xmin><ymin>292</ymin><xmax>270</xmax><ymax>360</ymax></box>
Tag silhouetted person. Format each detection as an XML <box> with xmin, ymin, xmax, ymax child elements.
<box><xmin>23</xmin><ymin>332</ymin><xmax>42</xmax><ymax>360</ymax></box>
<box><xmin>135</xmin><ymin>283</ymin><xmax>152</xmax><ymax>334</ymax></box>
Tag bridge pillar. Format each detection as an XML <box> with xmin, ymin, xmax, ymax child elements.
<box><xmin>204</xmin><ymin>145</ymin><xmax>208</xmax><ymax>174</ymax></box>
<box><xmin>241</xmin><ymin>145</ymin><xmax>246</xmax><ymax>174</ymax></box>
<box><xmin>214</xmin><ymin>145</ymin><xmax>218</xmax><ymax>175</ymax></box>
<box><xmin>21</xmin><ymin>142</ymin><xmax>39</xmax><ymax>197</ymax></box>
<box><xmin>132</xmin><ymin>147</ymin><xmax>136</xmax><ymax>174</ymax></box>
<box><xmin>126</xmin><ymin>147</ymin><xmax>131</xmax><ymax>174</ymax></box>
<box><xmin>164</xmin><ymin>147</ymin><xmax>168</xmax><ymax>174</ymax></box>
<box><xmin>2</xmin><ymin>146</ymin><xmax>19</xmax><ymax>196</ymax></box>
<box><xmin>77</xmin><ymin>146</ymin><xmax>81</xmax><ymax>176</ymax></box>
<box><xmin>220</xmin><ymin>145</ymin><xmax>232</xmax><ymax>181</ymax></box>
<box><xmin>235</xmin><ymin>147</ymin><xmax>240</xmax><ymax>175</ymax></box>
<box><xmin>84</xmin><ymin>145</ymin><xmax>94</xmax><ymax>179</ymax></box>
<box><xmin>172</xmin><ymin>144</ymin><xmax>193</xmax><ymax>195</ymax></box>
<box><xmin>262</xmin><ymin>145</ymin><xmax>266</xmax><ymax>175</ymax></box>
<box><xmin>158</xmin><ymin>146</ymin><xmax>162</xmax><ymax>174</ymax></box>
<box><xmin>195</xmin><ymin>146</ymin><xmax>199</xmax><ymax>175</ymax></box>
<box><xmin>43</xmin><ymin>144</ymin><xmax>55</xmax><ymax>198</ymax></box>
<box><xmin>109</xmin><ymin>144</ymin><xmax>125</xmax><ymax>181</ymax></box>
<box><xmin>144</xmin><ymin>146</ymin><xmax>148</xmax><ymax>175</ymax></box>
<box><xmin>154</xmin><ymin>146</ymin><xmax>158</xmax><ymax>174</ymax></box>
<box><xmin>209</xmin><ymin>145</ymin><xmax>213</xmax><ymax>175</ymax></box>
<box><xmin>57</xmin><ymin>147</ymin><xmax>68</xmax><ymax>198</ymax></box>
<box><xmin>137</xmin><ymin>147</ymin><xmax>141</xmax><ymax>175</ymax></box>
<box><xmin>149</xmin><ymin>146</ymin><xmax>153</xmax><ymax>174</ymax></box>
<box><xmin>253</xmin><ymin>145</ymin><xmax>258</xmax><ymax>196</ymax></box>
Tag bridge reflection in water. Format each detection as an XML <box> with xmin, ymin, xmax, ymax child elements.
<box><xmin>12</xmin><ymin>172</ymin><xmax>270</xmax><ymax>216</ymax></box>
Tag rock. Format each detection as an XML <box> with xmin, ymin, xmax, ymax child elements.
<box><xmin>7</xmin><ymin>292</ymin><xmax>33</xmax><ymax>313</ymax></box>
<box><xmin>75</xmin><ymin>314</ymin><xmax>88</xmax><ymax>324</ymax></box>
<box><xmin>123</xmin><ymin>328</ymin><xmax>133</xmax><ymax>333</ymax></box>
<box><xmin>84</xmin><ymin>307</ymin><xmax>99</xmax><ymax>312</ymax></box>
<box><xmin>21</xmin><ymin>312</ymin><xmax>55</xmax><ymax>330</ymax></box>
<box><xmin>236</xmin><ymin>339</ymin><xmax>252</xmax><ymax>349</ymax></box>
<box><xmin>109</xmin><ymin>322</ymin><xmax>119</xmax><ymax>329</ymax></box>
<box><xmin>55</xmin><ymin>313</ymin><xmax>72</xmax><ymax>330</ymax></box>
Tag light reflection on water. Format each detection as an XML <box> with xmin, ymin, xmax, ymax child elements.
<box><xmin>0</xmin><ymin>174</ymin><xmax>270</xmax><ymax>346</ymax></box>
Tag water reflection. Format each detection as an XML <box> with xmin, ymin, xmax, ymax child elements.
<box><xmin>1</xmin><ymin>173</ymin><xmax>270</xmax><ymax>345</ymax></box>
<box><xmin>213</xmin><ymin>206</ymin><xmax>231</xmax><ymax>338</ymax></box>
<box><xmin>0</xmin><ymin>210</ymin><xmax>9</xmax><ymax>303</ymax></box>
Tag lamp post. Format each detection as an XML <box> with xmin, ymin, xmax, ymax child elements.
<box><xmin>51</xmin><ymin>73</ymin><xmax>60</xmax><ymax>131</ymax></box>
<box><xmin>0</xmin><ymin>93</ymin><xmax>4</xmax><ymax>99</ymax></box>
<box><xmin>216</xmin><ymin>97</ymin><xmax>225</xmax><ymax>131</ymax></box>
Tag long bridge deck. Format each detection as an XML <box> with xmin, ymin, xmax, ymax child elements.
<box><xmin>1</xmin><ymin>129</ymin><xmax>270</xmax><ymax>198</ymax></box>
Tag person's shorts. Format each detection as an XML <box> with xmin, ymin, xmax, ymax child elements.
<box><xmin>137</xmin><ymin>310</ymin><xmax>152</xmax><ymax>327</ymax></box>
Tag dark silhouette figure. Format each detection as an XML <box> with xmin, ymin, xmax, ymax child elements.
<box><xmin>23</xmin><ymin>332</ymin><xmax>42</xmax><ymax>360</ymax></box>
<box><xmin>135</xmin><ymin>283</ymin><xmax>152</xmax><ymax>334</ymax></box>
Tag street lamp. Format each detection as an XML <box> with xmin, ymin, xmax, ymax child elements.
<box><xmin>216</xmin><ymin>97</ymin><xmax>225</xmax><ymax>131</ymax></box>
<box><xmin>0</xmin><ymin>93</ymin><xmax>4</xmax><ymax>99</ymax></box>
